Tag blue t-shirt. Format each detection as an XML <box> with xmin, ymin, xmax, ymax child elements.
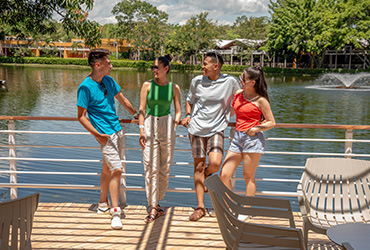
<box><xmin>77</xmin><ymin>75</ymin><xmax>122</xmax><ymax>135</ymax></box>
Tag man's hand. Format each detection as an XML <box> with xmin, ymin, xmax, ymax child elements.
<box><xmin>96</xmin><ymin>134</ymin><xmax>111</xmax><ymax>145</ymax></box>
<box><xmin>181</xmin><ymin>117</ymin><xmax>191</xmax><ymax>128</ymax></box>
<box><xmin>133</xmin><ymin>113</ymin><xmax>139</xmax><ymax>124</ymax></box>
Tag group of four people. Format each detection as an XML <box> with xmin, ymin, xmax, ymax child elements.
<box><xmin>77</xmin><ymin>49</ymin><xmax>275</xmax><ymax>229</ymax></box>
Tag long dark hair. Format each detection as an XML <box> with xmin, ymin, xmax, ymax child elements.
<box><xmin>156</xmin><ymin>54</ymin><xmax>173</xmax><ymax>74</ymax></box>
<box><xmin>242</xmin><ymin>66</ymin><xmax>269</xmax><ymax>102</ymax></box>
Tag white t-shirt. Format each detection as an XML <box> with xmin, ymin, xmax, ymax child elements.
<box><xmin>186</xmin><ymin>74</ymin><xmax>241</xmax><ymax>137</ymax></box>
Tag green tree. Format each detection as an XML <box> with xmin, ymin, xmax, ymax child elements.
<box><xmin>166</xmin><ymin>12</ymin><xmax>219</xmax><ymax>64</ymax></box>
<box><xmin>268</xmin><ymin>0</ymin><xmax>370</xmax><ymax>68</ymax></box>
<box><xmin>112</xmin><ymin>0</ymin><xmax>169</xmax><ymax>60</ymax></box>
<box><xmin>268</xmin><ymin>0</ymin><xmax>315</xmax><ymax>66</ymax></box>
<box><xmin>216</xmin><ymin>24</ymin><xmax>239</xmax><ymax>40</ymax></box>
<box><xmin>0</xmin><ymin>0</ymin><xmax>101</xmax><ymax>48</ymax></box>
<box><xmin>310</xmin><ymin>0</ymin><xmax>370</xmax><ymax>53</ymax></box>
<box><xmin>233</xmin><ymin>16</ymin><xmax>269</xmax><ymax>40</ymax></box>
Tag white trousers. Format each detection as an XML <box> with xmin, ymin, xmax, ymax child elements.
<box><xmin>143</xmin><ymin>114</ymin><xmax>176</xmax><ymax>206</ymax></box>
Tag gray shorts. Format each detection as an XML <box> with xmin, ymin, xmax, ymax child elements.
<box><xmin>97</xmin><ymin>129</ymin><xmax>124</xmax><ymax>171</ymax></box>
<box><xmin>229</xmin><ymin>130</ymin><xmax>265</xmax><ymax>154</ymax></box>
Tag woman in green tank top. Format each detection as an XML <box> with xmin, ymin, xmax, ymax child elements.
<box><xmin>138</xmin><ymin>55</ymin><xmax>181</xmax><ymax>223</ymax></box>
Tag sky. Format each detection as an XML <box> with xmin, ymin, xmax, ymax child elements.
<box><xmin>87</xmin><ymin>0</ymin><xmax>271</xmax><ymax>25</ymax></box>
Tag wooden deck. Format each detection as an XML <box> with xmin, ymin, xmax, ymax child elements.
<box><xmin>31</xmin><ymin>203</ymin><xmax>340</xmax><ymax>250</ymax></box>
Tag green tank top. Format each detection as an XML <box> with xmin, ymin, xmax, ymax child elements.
<box><xmin>146</xmin><ymin>79</ymin><xmax>173</xmax><ymax>117</ymax></box>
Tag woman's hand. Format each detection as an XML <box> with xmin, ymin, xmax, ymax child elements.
<box><xmin>181</xmin><ymin>117</ymin><xmax>191</xmax><ymax>128</ymax></box>
<box><xmin>139</xmin><ymin>132</ymin><xmax>146</xmax><ymax>149</ymax></box>
<box><xmin>245</xmin><ymin>127</ymin><xmax>257</xmax><ymax>137</ymax></box>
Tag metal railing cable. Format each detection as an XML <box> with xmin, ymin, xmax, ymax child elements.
<box><xmin>0</xmin><ymin>116</ymin><xmax>369</xmax><ymax>203</ymax></box>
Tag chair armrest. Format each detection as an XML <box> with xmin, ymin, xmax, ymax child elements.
<box><xmin>342</xmin><ymin>242</ymin><xmax>355</xmax><ymax>250</ymax></box>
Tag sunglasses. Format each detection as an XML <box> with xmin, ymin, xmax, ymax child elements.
<box><xmin>207</xmin><ymin>51</ymin><xmax>220</xmax><ymax>65</ymax></box>
<box><xmin>99</xmin><ymin>82</ymin><xmax>108</xmax><ymax>96</ymax></box>
<box><xmin>151</xmin><ymin>65</ymin><xmax>159</xmax><ymax>70</ymax></box>
<box><xmin>239</xmin><ymin>75</ymin><xmax>253</xmax><ymax>84</ymax></box>
<box><xmin>239</xmin><ymin>75</ymin><xmax>244</xmax><ymax>83</ymax></box>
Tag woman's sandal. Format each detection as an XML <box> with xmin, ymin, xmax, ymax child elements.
<box><xmin>145</xmin><ymin>205</ymin><xmax>165</xmax><ymax>223</ymax></box>
<box><xmin>144</xmin><ymin>213</ymin><xmax>158</xmax><ymax>223</ymax></box>
<box><xmin>156</xmin><ymin>205</ymin><xmax>165</xmax><ymax>216</ymax></box>
<box><xmin>145</xmin><ymin>206</ymin><xmax>158</xmax><ymax>223</ymax></box>
<box><xmin>189</xmin><ymin>207</ymin><xmax>206</xmax><ymax>221</ymax></box>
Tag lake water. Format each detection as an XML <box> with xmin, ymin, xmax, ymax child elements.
<box><xmin>0</xmin><ymin>64</ymin><xmax>369</xmax><ymax>210</ymax></box>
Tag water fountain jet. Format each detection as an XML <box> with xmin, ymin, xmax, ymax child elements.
<box><xmin>307</xmin><ymin>72</ymin><xmax>370</xmax><ymax>91</ymax></box>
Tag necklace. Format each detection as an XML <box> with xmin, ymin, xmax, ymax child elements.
<box><xmin>243</xmin><ymin>91</ymin><xmax>259</xmax><ymax>102</ymax></box>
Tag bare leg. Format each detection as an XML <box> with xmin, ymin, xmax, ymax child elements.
<box><xmin>109</xmin><ymin>168</ymin><xmax>123</xmax><ymax>208</ymax></box>
<box><xmin>242</xmin><ymin>153</ymin><xmax>261</xmax><ymax>196</ymax></box>
<box><xmin>193</xmin><ymin>157</ymin><xmax>206</xmax><ymax>208</ymax></box>
<box><xmin>100</xmin><ymin>162</ymin><xmax>110</xmax><ymax>203</ymax></box>
<box><xmin>220</xmin><ymin>151</ymin><xmax>243</xmax><ymax>190</ymax></box>
<box><xmin>206</xmin><ymin>152</ymin><xmax>224</xmax><ymax>176</ymax></box>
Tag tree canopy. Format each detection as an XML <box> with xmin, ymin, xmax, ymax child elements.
<box><xmin>0</xmin><ymin>0</ymin><xmax>102</xmax><ymax>47</ymax></box>
<box><xmin>267</xmin><ymin>0</ymin><xmax>370</xmax><ymax>67</ymax></box>
<box><xmin>166</xmin><ymin>12</ymin><xmax>219</xmax><ymax>63</ymax></box>
<box><xmin>112</xmin><ymin>0</ymin><xmax>169</xmax><ymax>59</ymax></box>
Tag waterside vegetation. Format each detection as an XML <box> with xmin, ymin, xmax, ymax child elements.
<box><xmin>1</xmin><ymin>0</ymin><xmax>369</xmax><ymax>70</ymax></box>
<box><xmin>1</xmin><ymin>56</ymin><xmax>369</xmax><ymax>75</ymax></box>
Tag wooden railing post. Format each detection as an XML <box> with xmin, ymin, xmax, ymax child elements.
<box><xmin>344</xmin><ymin>129</ymin><xmax>353</xmax><ymax>158</ymax></box>
<box><xmin>229</xmin><ymin>127</ymin><xmax>236</xmax><ymax>192</ymax></box>
<box><xmin>119</xmin><ymin>124</ymin><xmax>127</xmax><ymax>208</ymax></box>
<box><xmin>8</xmin><ymin>120</ymin><xmax>17</xmax><ymax>199</ymax></box>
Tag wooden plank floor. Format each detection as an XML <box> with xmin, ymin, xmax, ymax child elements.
<box><xmin>31</xmin><ymin>203</ymin><xmax>340</xmax><ymax>250</ymax></box>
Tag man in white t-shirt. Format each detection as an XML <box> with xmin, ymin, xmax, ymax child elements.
<box><xmin>181</xmin><ymin>52</ymin><xmax>241</xmax><ymax>221</ymax></box>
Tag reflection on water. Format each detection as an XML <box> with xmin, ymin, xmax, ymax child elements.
<box><xmin>0</xmin><ymin>65</ymin><xmax>369</xmax><ymax>210</ymax></box>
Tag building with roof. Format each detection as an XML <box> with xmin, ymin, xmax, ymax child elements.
<box><xmin>0</xmin><ymin>37</ymin><xmax>132</xmax><ymax>59</ymax></box>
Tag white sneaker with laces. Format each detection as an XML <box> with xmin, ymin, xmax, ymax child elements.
<box><xmin>97</xmin><ymin>201</ymin><xmax>110</xmax><ymax>214</ymax></box>
<box><xmin>110</xmin><ymin>207</ymin><xmax>123</xmax><ymax>230</ymax></box>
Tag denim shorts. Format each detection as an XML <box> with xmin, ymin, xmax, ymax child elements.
<box><xmin>228</xmin><ymin>130</ymin><xmax>265</xmax><ymax>154</ymax></box>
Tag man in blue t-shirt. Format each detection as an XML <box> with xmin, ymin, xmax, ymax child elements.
<box><xmin>77</xmin><ymin>49</ymin><xmax>138</xmax><ymax>230</ymax></box>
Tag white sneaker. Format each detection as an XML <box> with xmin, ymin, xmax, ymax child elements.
<box><xmin>97</xmin><ymin>201</ymin><xmax>110</xmax><ymax>214</ymax></box>
<box><xmin>237</xmin><ymin>214</ymin><xmax>250</xmax><ymax>221</ymax></box>
<box><xmin>208</xmin><ymin>208</ymin><xmax>216</xmax><ymax>217</ymax></box>
<box><xmin>110</xmin><ymin>207</ymin><xmax>123</xmax><ymax>230</ymax></box>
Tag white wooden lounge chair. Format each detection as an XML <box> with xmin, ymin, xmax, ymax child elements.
<box><xmin>205</xmin><ymin>175</ymin><xmax>306</xmax><ymax>250</ymax></box>
<box><xmin>0</xmin><ymin>193</ymin><xmax>39</xmax><ymax>250</ymax></box>
<box><xmin>297</xmin><ymin>157</ymin><xmax>370</xmax><ymax>246</ymax></box>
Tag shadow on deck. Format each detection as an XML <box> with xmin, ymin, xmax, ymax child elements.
<box><xmin>31</xmin><ymin>203</ymin><xmax>339</xmax><ymax>250</ymax></box>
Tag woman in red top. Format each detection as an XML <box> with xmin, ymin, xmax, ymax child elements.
<box><xmin>220</xmin><ymin>66</ymin><xmax>275</xmax><ymax>201</ymax></box>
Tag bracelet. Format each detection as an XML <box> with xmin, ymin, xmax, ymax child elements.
<box><xmin>133</xmin><ymin>112</ymin><xmax>138</xmax><ymax>117</ymax></box>
<box><xmin>139</xmin><ymin>125</ymin><xmax>144</xmax><ymax>129</ymax></box>
<box><xmin>186</xmin><ymin>114</ymin><xmax>191</xmax><ymax>118</ymax></box>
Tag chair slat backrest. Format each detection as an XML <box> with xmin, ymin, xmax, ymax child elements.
<box><xmin>206</xmin><ymin>175</ymin><xmax>305</xmax><ymax>250</ymax></box>
<box><xmin>206</xmin><ymin>174</ymin><xmax>296</xmax><ymax>227</ymax></box>
<box><xmin>300</xmin><ymin>158</ymin><xmax>370</xmax><ymax>227</ymax></box>
<box><xmin>0</xmin><ymin>193</ymin><xmax>39</xmax><ymax>250</ymax></box>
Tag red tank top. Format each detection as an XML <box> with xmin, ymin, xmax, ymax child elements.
<box><xmin>232</xmin><ymin>92</ymin><xmax>262</xmax><ymax>131</ymax></box>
